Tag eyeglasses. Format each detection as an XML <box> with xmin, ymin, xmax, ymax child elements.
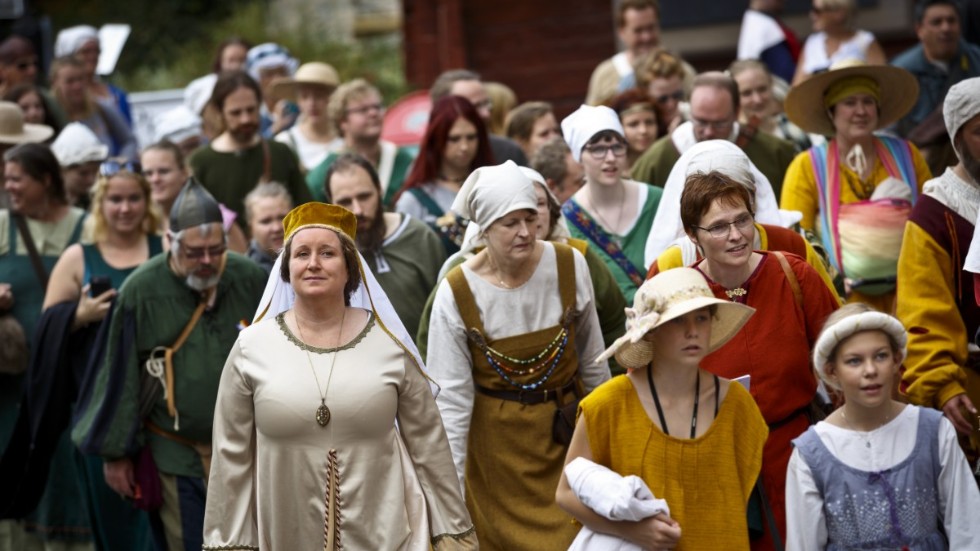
<box><xmin>694</xmin><ymin>213</ymin><xmax>754</xmax><ymax>238</ymax></box>
<box><xmin>691</xmin><ymin>117</ymin><xmax>734</xmax><ymax>131</ymax></box>
<box><xmin>180</xmin><ymin>244</ymin><xmax>227</xmax><ymax>261</ymax></box>
<box><xmin>655</xmin><ymin>90</ymin><xmax>684</xmax><ymax>105</ymax></box>
<box><xmin>100</xmin><ymin>160</ymin><xmax>141</xmax><ymax>177</ymax></box>
<box><xmin>583</xmin><ymin>143</ymin><xmax>627</xmax><ymax>159</ymax></box>
<box><xmin>345</xmin><ymin>102</ymin><xmax>384</xmax><ymax>116</ymax></box>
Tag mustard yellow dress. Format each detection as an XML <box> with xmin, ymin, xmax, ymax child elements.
<box><xmin>579</xmin><ymin>375</ymin><xmax>768</xmax><ymax>550</ymax></box>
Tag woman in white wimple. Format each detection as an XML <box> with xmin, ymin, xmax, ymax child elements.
<box><xmin>203</xmin><ymin>202</ymin><xmax>476</xmax><ymax>550</ymax></box>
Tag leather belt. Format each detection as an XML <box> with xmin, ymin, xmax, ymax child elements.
<box><xmin>475</xmin><ymin>377</ymin><xmax>578</xmax><ymax>405</ymax></box>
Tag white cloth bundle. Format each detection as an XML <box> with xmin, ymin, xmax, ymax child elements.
<box><xmin>565</xmin><ymin>457</ymin><xmax>669</xmax><ymax>551</ymax></box>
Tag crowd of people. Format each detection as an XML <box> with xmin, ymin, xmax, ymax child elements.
<box><xmin>1</xmin><ymin>0</ymin><xmax>980</xmax><ymax>550</ymax></box>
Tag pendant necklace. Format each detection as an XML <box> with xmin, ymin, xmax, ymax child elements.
<box><xmin>585</xmin><ymin>184</ymin><xmax>626</xmax><ymax>235</ymax></box>
<box><xmin>487</xmin><ymin>252</ymin><xmax>513</xmax><ymax>289</ymax></box>
<box><xmin>296</xmin><ymin>309</ymin><xmax>346</xmax><ymax>427</ymax></box>
<box><xmin>840</xmin><ymin>405</ymin><xmax>896</xmax><ymax>449</ymax></box>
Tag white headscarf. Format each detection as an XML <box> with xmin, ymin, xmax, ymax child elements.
<box><xmin>561</xmin><ymin>104</ymin><xmax>625</xmax><ymax>162</ymax></box>
<box><xmin>153</xmin><ymin>105</ymin><xmax>202</xmax><ymax>144</ymax></box>
<box><xmin>451</xmin><ymin>161</ymin><xmax>537</xmax><ymax>255</ymax></box>
<box><xmin>644</xmin><ymin>140</ymin><xmax>792</xmax><ymax>266</ymax></box>
<box><xmin>944</xmin><ymin>77</ymin><xmax>980</xmax><ymax>162</ymax></box>
<box><xmin>55</xmin><ymin>25</ymin><xmax>98</xmax><ymax>57</ymax></box>
<box><xmin>51</xmin><ymin>123</ymin><xmax>109</xmax><ymax>167</ymax></box>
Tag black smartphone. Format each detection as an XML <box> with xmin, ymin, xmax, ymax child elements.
<box><xmin>90</xmin><ymin>276</ymin><xmax>112</xmax><ymax>297</ymax></box>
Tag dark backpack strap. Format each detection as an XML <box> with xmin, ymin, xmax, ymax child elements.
<box><xmin>407</xmin><ymin>187</ymin><xmax>445</xmax><ymax>218</ymax></box>
<box><xmin>12</xmin><ymin>214</ymin><xmax>49</xmax><ymax>289</ymax></box>
<box><xmin>260</xmin><ymin>139</ymin><xmax>271</xmax><ymax>184</ymax></box>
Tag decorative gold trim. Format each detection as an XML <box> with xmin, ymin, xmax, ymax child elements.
<box><xmin>322</xmin><ymin>449</ymin><xmax>343</xmax><ymax>551</ymax></box>
<box><xmin>277</xmin><ymin>312</ymin><xmax>374</xmax><ymax>354</ymax></box>
<box><xmin>725</xmin><ymin>287</ymin><xmax>747</xmax><ymax>300</ymax></box>
<box><xmin>431</xmin><ymin>525</ymin><xmax>477</xmax><ymax>543</ymax></box>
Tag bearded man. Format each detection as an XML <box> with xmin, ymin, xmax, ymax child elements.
<box><xmin>72</xmin><ymin>179</ymin><xmax>267</xmax><ymax>551</ymax></box>
<box><xmin>325</xmin><ymin>153</ymin><xmax>445</xmax><ymax>339</ymax></box>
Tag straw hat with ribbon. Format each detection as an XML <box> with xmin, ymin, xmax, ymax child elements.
<box><xmin>595</xmin><ymin>267</ymin><xmax>755</xmax><ymax>369</ymax></box>
<box><xmin>0</xmin><ymin>101</ymin><xmax>53</xmax><ymax>144</ymax></box>
<box><xmin>784</xmin><ymin>59</ymin><xmax>918</xmax><ymax>137</ymax></box>
<box><xmin>270</xmin><ymin>62</ymin><xmax>341</xmax><ymax>102</ymax></box>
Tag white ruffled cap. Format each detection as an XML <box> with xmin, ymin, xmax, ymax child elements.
<box><xmin>943</xmin><ymin>77</ymin><xmax>980</xmax><ymax>159</ymax></box>
<box><xmin>51</xmin><ymin>123</ymin><xmax>109</xmax><ymax>167</ymax></box>
<box><xmin>54</xmin><ymin>25</ymin><xmax>98</xmax><ymax>57</ymax></box>
<box><xmin>811</xmin><ymin>311</ymin><xmax>908</xmax><ymax>389</ymax></box>
<box><xmin>561</xmin><ymin>104</ymin><xmax>625</xmax><ymax>162</ymax></box>
<box><xmin>153</xmin><ymin>105</ymin><xmax>203</xmax><ymax>144</ymax></box>
<box><xmin>644</xmin><ymin>140</ymin><xmax>788</xmax><ymax>266</ymax></box>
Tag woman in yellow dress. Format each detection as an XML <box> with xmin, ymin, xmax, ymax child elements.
<box><xmin>781</xmin><ymin>61</ymin><xmax>931</xmax><ymax>311</ymax></box>
<box><xmin>556</xmin><ymin>267</ymin><xmax>767</xmax><ymax>550</ymax></box>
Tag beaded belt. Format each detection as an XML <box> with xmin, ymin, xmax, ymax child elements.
<box><xmin>475</xmin><ymin>377</ymin><xmax>578</xmax><ymax>405</ymax></box>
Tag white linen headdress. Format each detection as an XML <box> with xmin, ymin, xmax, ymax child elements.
<box><xmin>451</xmin><ymin>160</ymin><xmax>537</xmax><ymax>255</ymax></box>
<box><xmin>561</xmin><ymin>104</ymin><xmax>625</xmax><ymax>162</ymax></box>
<box><xmin>55</xmin><ymin>25</ymin><xmax>98</xmax><ymax>57</ymax></box>
<box><xmin>644</xmin><ymin>139</ymin><xmax>792</xmax><ymax>266</ymax></box>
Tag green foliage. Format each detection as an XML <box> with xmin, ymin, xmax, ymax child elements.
<box><xmin>104</xmin><ymin>1</ymin><xmax>410</xmax><ymax>102</ymax></box>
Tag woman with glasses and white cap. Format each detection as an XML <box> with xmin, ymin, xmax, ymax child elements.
<box><xmin>561</xmin><ymin>104</ymin><xmax>663</xmax><ymax>304</ymax></box>
<box><xmin>204</xmin><ymin>202</ymin><xmax>476</xmax><ymax>549</ymax></box>
<box><xmin>426</xmin><ymin>161</ymin><xmax>610</xmax><ymax>549</ymax></box>
<box><xmin>556</xmin><ymin>267</ymin><xmax>766</xmax><ymax>550</ymax></box>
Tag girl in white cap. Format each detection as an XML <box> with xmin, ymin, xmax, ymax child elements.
<box><xmin>556</xmin><ymin>267</ymin><xmax>766</xmax><ymax>550</ymax></box>
<box><xmin>787</xmin><ymin>302</ymin><xmax>980</xmax><ymax>550</ymax></box>
<box><xmin>561</xmin><ymin>104</ymin><xmax>663</xmax><ymax>305</ymax></box>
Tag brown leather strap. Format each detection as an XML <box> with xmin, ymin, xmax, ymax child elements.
<box><xmin>554</xmin><ymin>242</ymin><xmax>576</xmax><ymax>313</ymax></box>
<box><xmin>163</xmin><ymin>291</ymin><xmax>211</xmax><ymax>419</ymax></box>
<box><xmin>446</xmin><ymin>265</ymin><xmax>486</xmax><ymax>336</ymax></box>
<box><xmin>260</xmin><ymin>139</ymin><xmax>271</xmax><ymax>184</ymax></box>
<box><xmin>772</xmin><ymin>251</ymin><xmax>802</xmax><ymax>310</ymax></box>
<box><xmin>12</xmin><ymin>214</ymin><xmax>49</xmax><ymax>288</ymax></box>
<box><xmin>145</xmin><ymin>420</ymin><xmax>212</xmax><ymax>481</ymax></box>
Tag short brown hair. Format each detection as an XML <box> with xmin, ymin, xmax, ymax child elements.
<box><xmin>280</xmin><ymin>227</ymin><xmax>362</xmax><ymax>306</ymax></box>
<box><xmin>531</xmin><ymin>138</ymin><xmax>571</xmax><ymax>184</ymax></box>
<box><xmin>634</xmin><ymin>49</ymin><xmax>685</xmax><ymax>90</ymax></box>
<box><xmin>505</xmin><ymin>101</ymin><xmax>553</xmax><ymax>142</ymax></box>
<box><xmin>680</xmin><ymin>171</ymin><xmax>754</xmax><ymax>234</ymax></box>
<box><xmin>430</xmin><ymin>69</ymin><xmax>481</xmax><ymax>103</ymax></box>
<box><xmin>616</xmin><ymin>0</ymin><xmax>660</xmax><ymax>27</ymax></box>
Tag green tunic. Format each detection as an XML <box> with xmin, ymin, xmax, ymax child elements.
<box><xmin>363</xmin><ymin>215</ymin><xmax>445</xmax><ymax>341</ymax></box>
<box><xmin>188</xmin><ymin>140</ymin><xmax>312</xmax><ymax>230</ymax></box>
<box><xmin>565</xmin><ymin>185</ymin><xmax>662</xmax><ymax>304</ymax></box>
<box><xmin>71</xmin><ymin>253</ymin><xmax>267</xmax><ymax>478</ymax></box>
<box><xmin>305</xmin><ymin>143</ymin><xmax>416</xmax><ymax>207</ymax></box>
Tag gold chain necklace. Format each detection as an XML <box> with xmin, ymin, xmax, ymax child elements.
<box><xmin>487</xmin><ymin>251</ymin><xmax>513</xmax><ymax>289</ymax></box>
<box><xmin>295</xmin><ymin>309</ymin><xmax>346</xmax><ymax>427</ymax></box>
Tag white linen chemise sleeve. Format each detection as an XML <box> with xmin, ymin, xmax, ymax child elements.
<box><xmin>202</xmin><ymin>338</ymin><xmax>259</xmax><ymax>550</ymax></box>
<box><xmin>784</xmin><ymin>447</ymin><xmax>828</xmax><ymax>551</ymax></box>
<box><xmin>426</xmin><ymin>278</ymin><xmax>476</xmax><ymax>492</ymax></box>
<box><xmin>937</xmin><ymin>416</ymin><xmax>980</xmax><ymax>549</ymax></box>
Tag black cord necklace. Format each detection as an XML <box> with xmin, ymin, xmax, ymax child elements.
<box><xmin>648</xmin><ymin>366</ymin><xmax>700</xmax><ymax>438</ymax></box>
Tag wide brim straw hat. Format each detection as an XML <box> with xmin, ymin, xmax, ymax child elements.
<box><xmin>784</xmin><ymin>60</ymin><xmax>918</xmax><ymax>137</ymax></box>
<box><xmin>596</xmin><ymin>267</ymin><xmax>755</xmax><ymax>369</ymax></box>
<box><xmin>0</xmin><ymin>101</ymin><xmax>53</xmax><ymax>144</ymax></box>
<box><xmin>270</xmin><ymin>62</ymin><xmax>341</xmax><ymax>102</ymax></box>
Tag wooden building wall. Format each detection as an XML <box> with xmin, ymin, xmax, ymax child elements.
<box><xmin>402</xmin><ymin>0</ymin><xmax>614</xmax><ymax>119</ymax></box>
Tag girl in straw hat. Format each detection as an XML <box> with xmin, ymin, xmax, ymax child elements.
<box><xmin>786</xmin><ymin>302</ymin><xmax>980</xmax><ymax>550</ymax></box>
<box><xmin>270</xmin><ymin>61</ymin><xmax>342</xmax><ymax>171</ymax></box>
<box><xmin>556</xmin><ymin>267</ymin><xmax>767</xmax><ymax>550</ymax></box>
<box><xmin>781</xmin><ymin>60</ymin><xmax>932</xmax><ymax>312</ymax></box>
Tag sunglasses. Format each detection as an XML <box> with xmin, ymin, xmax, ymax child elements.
<box><xmin>100</xmin><ymin>160</ymin><xmax>141</xmax><ymax>177</ymax></box>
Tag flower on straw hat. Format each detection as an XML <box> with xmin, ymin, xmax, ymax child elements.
<box><xmin>595</xmin><ymin>267</ymin><xmax>755</xmax><ymax>369</ymax></box>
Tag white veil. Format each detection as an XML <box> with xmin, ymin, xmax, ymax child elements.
<box><xmin>644</xmin><ymin>140</ymin><xmax>800</xmax><ymax>266</ymax></box>
<box><xmin>253</xmin><ymin>244</ymin><xmax>437</xmax><ymax>396</ymax></box>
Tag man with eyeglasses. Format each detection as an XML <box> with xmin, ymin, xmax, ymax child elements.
<box><xmin>631</xmin><ymin>71</ymin><xmax>796</xmax><ymax>197</ymax></box>
<box><xmin>72</xmin><ymin>178</ymin><xmax>266</xmax><ymax>551</ymax></box>
<box><xmin>304</xmin><ymin>78</ymin><xmax>417</xmax><ymax>207</ymax></box>
<box><xmin>430</xmin><ymin>69</ymin><xmax>528</xmax><ymax>166</ymax></box>
<box><xmin>188</xmin><ymin>70</ymin><xmax>311</xmax><ymax>231</ymax></box>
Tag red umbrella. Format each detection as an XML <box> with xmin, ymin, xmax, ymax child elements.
<box><xmin>382</xmin><ymin>90</ymin><xmax>431</xmax><ymax>147</ymax></box>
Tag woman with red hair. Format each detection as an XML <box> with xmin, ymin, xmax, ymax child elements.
<box><xmin>395</xmin><ymin>96</ymin><xmax>495</xmax><ymax>253</ymax></box>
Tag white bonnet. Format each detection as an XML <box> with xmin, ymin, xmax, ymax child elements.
<box><xmin>51</xmin><ymin>123</ymin><xmax>109</xmax><ymax>166</ymax></box>
<box><xmin>55</xmin><ymin>25</ymin><xmax>98</xmax><ymax>58</ymax></box>
<box><xmin>561</xmin><ymin>104</ymin><xmax>624</xmax><ymax>162</ymax></box>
